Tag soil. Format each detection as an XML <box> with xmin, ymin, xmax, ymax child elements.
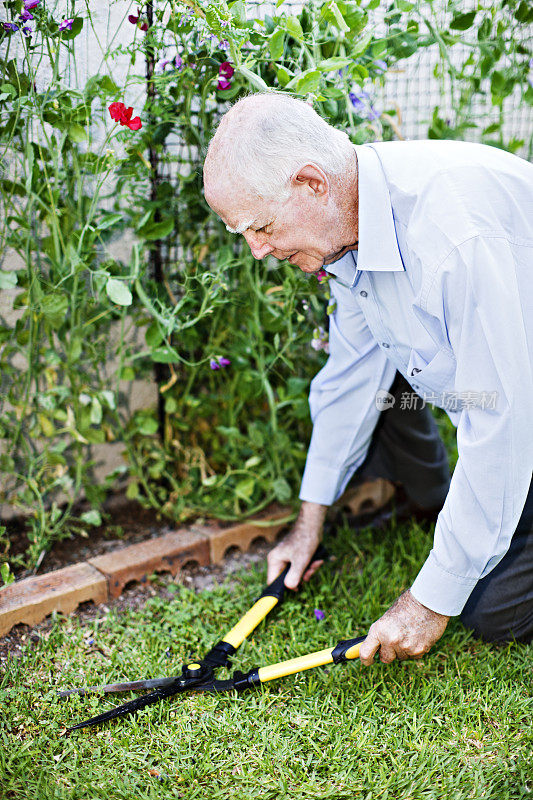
<box><xmin>3</xmin><ymin>494</ymin><xmax>189</xmax><ymax>581</ymax></box>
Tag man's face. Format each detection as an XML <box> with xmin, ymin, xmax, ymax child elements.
<box><xmin>204</xmin><ymin>171</ymin><xmax>340</xmax><ymax>274</ymax></box>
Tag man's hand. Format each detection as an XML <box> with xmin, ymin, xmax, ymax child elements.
<box><xmin>359</xmin><ymin>590</ymin><xmax>450</xmax><ymax>665</ymax></box>
<box><xmin>267</xmin><ymin>501</ymin><xmax>328</xmax><ymax>589</ymax></box>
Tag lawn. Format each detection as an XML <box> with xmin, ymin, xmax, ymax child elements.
<box><xmin>1</xmin><ymin>518</ymin><xmax>531</xmax><ymax>800</ymax></box>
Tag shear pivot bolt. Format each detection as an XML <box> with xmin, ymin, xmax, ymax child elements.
<box><xmin>185</xmin><ymin>663</ymin><xmax>203</xmax><ymax>678</ymax></box>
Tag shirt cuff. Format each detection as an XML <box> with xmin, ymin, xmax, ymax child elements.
<box><xmin>299</xmin><ymin>458</ymin><xmax>351</xmax><ymax>506</ymax></box>
<box><xmin>410</xmin><ymin>550</ymin><xmax>478</xmax><ymax>616</ymax></box>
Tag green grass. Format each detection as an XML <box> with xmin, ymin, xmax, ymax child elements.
<box><xmin>1</xmin><ymin>520</ymin><xmax>531</xmax><ymax>800</ymax></box>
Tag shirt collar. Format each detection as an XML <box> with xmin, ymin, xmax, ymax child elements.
<box><xmin>324</xmin><ymin>248</ymin><xmax>359</xmax><ymax>287</ymax></box>
<box><xmin>353</xmin><ymin>143</ymin><xmax>405</xmax><ymax>273</ymax></box>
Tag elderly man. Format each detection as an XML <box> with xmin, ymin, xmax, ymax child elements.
<box><xmin>203</xmin><ymin>92</ymin><xmax>533</xmax><ymax>663</ymax></box>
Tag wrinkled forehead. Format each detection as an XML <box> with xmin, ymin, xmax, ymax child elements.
<box><xmin>205</xmin><ymin>178</ymin><xmax>277</xmax><ymax>234</ymax></box>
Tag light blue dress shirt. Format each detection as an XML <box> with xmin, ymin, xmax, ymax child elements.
<box><xmin>299</xmin><ymin>140</ymin><xmax>533</xmax><ymax>616</ymax></box>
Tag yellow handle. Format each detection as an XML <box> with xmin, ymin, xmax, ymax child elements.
<box><xmin>256</xmin><ymin>639</ymin><xmax>363</xmax><ymax>683</ymax></box>
<box><xmin>258</xmin><ymin>647</ymin><xmax>335</xmax><ymax>683</ymax></box>
<box><xmin>344</xmin><ymin>641</ymin><xmax>362</xmax><ymax>660</ymax></box>
<box><xmin>222</xmin><ymin>596</ymin><xmax>278</xmax><ymax>649</ymax></box>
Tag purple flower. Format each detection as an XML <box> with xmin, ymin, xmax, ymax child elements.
<box><xmin>20</xmin><ymin>9</ymin><xmax>33</xmax><ymax>21</ymax></box>
<box><xmin>155</xmin><ymin>51</ymin><xmax>183</xmax><ymax>73</ymax></box>
<box><xmin>367</xmin><ymin>105</ymin><xmax>380</xmax><ymax>121</ymax></box>
<box><xmin>58</xmin><ymin>18</ymin><xmax>74</xmax><ymax>32</ymax></box>
<box><xmin>374</xmin><ymin>59</ymin><xmax>388</xmax><ymax>73</ymax></box>
<box><xmin>3</xmin><ymin>22</ymin><xmax>19</xmax><ymax>31</ymax></box>
<box><xmin>314</xmin><ymin>609</ymin><xmax>325</xmax><ymax>621</ymax></box>
<box><xmin>218</xmin><ymin>39</ymin><xmax>229</xmax><ymax>51</ymax></box>
<box><xmin>311</xmin><ymin>326</ymin><xmax>329</xmax><ymax>354</ymax></box>
<box><xmin>22</xmin><ymin>25</ymin><xmax>32</xmax><ymax>36</ymax></box>
<box><xmin>210</xmin><ymin>356</ymin><xmax>231</xmax><ymax>370</ymax></box>
<box><xmin>349</xmin><ymin>90</ymin><xmax>370</xmax><ymax>114</ymax></box>
<box><xmin>24</xmin><ymin>0</ymin><xmax>41</xmax><ymax>9</ymax></box>
<box><xmin>315</xmin><ymin>269</ymin><xmax>328</xmax><ymax>282</ymax></box>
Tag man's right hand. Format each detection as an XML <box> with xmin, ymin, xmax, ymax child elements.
<box><xmin>266</xmin><ymin>501</ymin><xmax>329</xmax><ymax>589</ymax></box>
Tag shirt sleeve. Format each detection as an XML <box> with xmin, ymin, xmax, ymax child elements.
<box><xmin>299</xmin><ymin>277</ymin><xmax>397</xmax><ymax>505</ymax></box>
<box><xmin>410</xmin><ymin>235</ymin><xmax>533</xmax><ymax>615</ymax></box>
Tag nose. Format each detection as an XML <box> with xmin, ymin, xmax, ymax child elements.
<box><xmin>243</xmin><ymin>230</ymin><xmax>274</xmax><ymax>260</ymax></box>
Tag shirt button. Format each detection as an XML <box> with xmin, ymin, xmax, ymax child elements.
<box><xmin>359</xmin><ymin>290</ymin><xmax>368</xmax><ymax>298</ymax></box>
<box><xmin>382</xmin><ymin>342</ymin><xmax>390</xmax><ymax>348</ymax></box>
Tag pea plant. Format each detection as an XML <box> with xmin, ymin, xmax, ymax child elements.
<box><xmin>0</xmin><ymin>0</ymin><xmax>530</xmax><ymax>572</ymax></box>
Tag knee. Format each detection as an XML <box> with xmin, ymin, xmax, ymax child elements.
<box><xmin>460</xmin><ymin>598</ymin><xmax>529</xmax><ymax>643</ymax></box>
<box><xmin>460</xmin><ymin>604</ymin><xmax>509</xmax><ymax>643</ymax></box>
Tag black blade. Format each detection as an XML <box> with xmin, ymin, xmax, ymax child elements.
<box><xmin>59</xmin><ymin>677</ymin><xmax>178</xmax><ymax>698</ymax></box>
<box><xmin>65</xmin><ymin>679</ymin><xmax>186</xmax><ymax>732</ymax></box>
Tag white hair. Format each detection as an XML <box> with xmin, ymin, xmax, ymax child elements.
<box><xmin>208</xmin><ymin>92</ymin><xmax>354</xmax><ymax>202</ymax></box>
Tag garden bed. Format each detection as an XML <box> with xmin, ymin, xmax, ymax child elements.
<box><xmin>2</xmin><ymin>518</ymin><xmax>531</xmax><ymax>800</ymax></box>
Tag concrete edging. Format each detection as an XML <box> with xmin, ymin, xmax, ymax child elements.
<box><xmin>0</xmin><ymin>506</ymin><xmax>292</xmax><ymax>638</ymax></box>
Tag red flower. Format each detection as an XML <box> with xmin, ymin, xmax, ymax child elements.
<box><xmin>108</xmin><ymin>102</ymin><xmax>142</xmax><ymax>131</ymax></box>
<box><xmin>128</xmin><ymin>8</ymin><xmax>149</xmax><ymax>31</ymax></box>
<box><xmin>217</xmin><ymin>61</ymin><xmax>234</xmax><ymax>91</ymax></box>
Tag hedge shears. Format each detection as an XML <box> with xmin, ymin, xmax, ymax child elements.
<box><xmin>60</xmin><ymin>545</ymin><xmax>365</xmax><ymax>732</ymax></box>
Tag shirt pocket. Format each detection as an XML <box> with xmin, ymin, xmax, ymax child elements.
<box><xmin>405</xmin><ymin>348</ymin><xmax>456</xmax><ymax>393</ymax></box>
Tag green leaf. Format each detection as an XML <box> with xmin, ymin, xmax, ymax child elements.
<box><xmin>235</xmin><ymin>477</ymin><xmax>255</xmax><ymax>501</ymax></box>
<box><xmin>137</xmin><ymin>417</ymin><xmax>159</xmax><ymax>435</ymax></box>
<box><xmin>326</xmin><ymin>1</ymin><xmax>350</xmax><ymax>32</ymax></box>
<box><xmin>289</xmin><ymin>69</ymin><xmax>320</xmax><ymax>94</ymax></box>
<box><xmin>449</xmin><ymin>11</ymin><xmax>476</xmax><ymax>31</ymax></box>
<box><xmin>276</xmin><ymin>66</ymin><xmax>293</xmax><ymax>86</ymax></box>
<box><xmin>90</xmin><ymin>397</ymin><xmax>102</xmax><ymax>425</ymax></box>
<box><xmin>126</xmin><ymin>482</ymin><xmax>139</xmax><ymax>500</ymax></box>
<box><xmin>1</xmin><ymin>563</ymin><xmax>14</xmax><ymax>586</ymax></box>
<box><xmin>351</xmin><ymin>30</ymin><xmax>373</xmax><ymax>58</ymax></box>
<box><xmin>0</xmin><ymin>84</ymin><xmax>16</xmax><ymax>97</ymax></box>
<box><xmin>490</xmin><ymin>71</ymin><xmax>506</xmax><ymax>95</ymax></box>
<box><xmin>285</xmin><ymin>15</ymin><xmax>304</xmax><ymax>40</ymax></box>
<box><xmin>137</xmin><ymin>218</ymin><xmax>175</xmax><ymax>241</ymax></box>
<box><xmin>80</xmin><ymin>510</ymin><xmax>102</xmax><ymax>526</ymax></box>
<box><xmin>317</xmin><ymin>57</ymin><xmax>353</xmax><ymax>72</ymax></box>
<box><xmin>106</xmin><ymin>278</ymin><xmax>133</xmax><ymax>306</ymax></box>
<box><xmin>482</xmin><ymin>123</ymin><xmax>500</xmax><ymax>135</ymax></box>
<box><xmin>397</xmin><ymin>0</ymin><xmax>414</xmax><ymax>10</ymax></box>
<box><xmin>272</xmin><ymin>477</ymin><xmax>291</xmax><ymax>502</ymax></box>
<box><xmin>96</xmin><ymin>212</ymin><xmax>122</xmax><ymax>231</ymax></box>
<box><xmin>68</xmin><ymin>123</ymin><xmax>87</xmax><ymax>143</ymax></box>
<box><xmin>151</xmin><ymin>346</ymin><xmax>180</xmax><ymax>364</ymax></box>
<box><xmin>238</xmin><ymin>65</ymin><xmax>269</xmax><ymax>92</ymax></box>
<box><xmin>0</xmin><ymin>271</ymin><xmax>17</xmax><ymax>290</ymax></box>
<box><xmin>100</xmin><ymin>391</ymin><xmax>116</xmax><ymax>410</ymax></box>
<box><xmin>269</xmin><ymin>29</ymin><xmax>285</xmax><ymax>60</ymax></box>
<box><xmin>145</xmin><ymin>321</ymin><xmax>164</xmax><ymax>348</ymax></box>
<box><xmin>229</xmin><ymin>0</ymin><xmax>246</xmax><ymax>24</ymax></box>
<box><xmin>41</xmin><ymin>294</ymin><xmax>69</xmax><ymax>329</ymax></box>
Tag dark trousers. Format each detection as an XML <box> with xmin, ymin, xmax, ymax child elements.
<box><xmin>354</xmin><ymin>372</ymin><xmax>533</xmax><ymax>643</ymax></box>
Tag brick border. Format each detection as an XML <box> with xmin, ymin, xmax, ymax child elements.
<box><xmin>0</xmin><ymin>505</ymin><xmax>292</xmax><ymax>638</ymax></box>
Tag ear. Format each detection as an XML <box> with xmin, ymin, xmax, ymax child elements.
<box><xmin>292</xmin><ymin>163</ymin><xmax>329</xmax><ymax>198</ymax></box>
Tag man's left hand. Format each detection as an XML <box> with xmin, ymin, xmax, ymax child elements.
<box><xmin>359</xmin><ymin>590</ymin><xmax>450</xmax><ymax>665</ymax></box>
